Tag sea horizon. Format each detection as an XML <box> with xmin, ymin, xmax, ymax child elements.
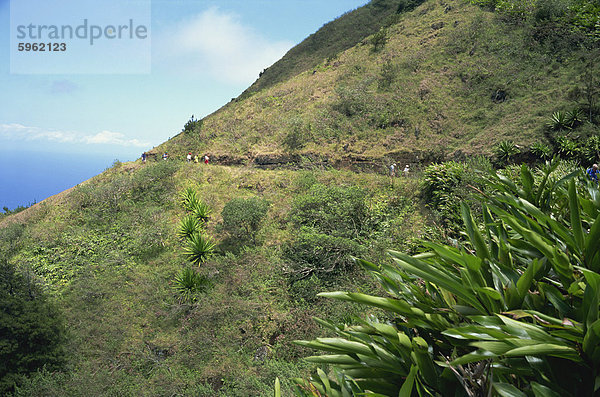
<box><xmin>1</xmin><ymin>149</ymin><xmax>138</xmax><ymax>211</ymax></box>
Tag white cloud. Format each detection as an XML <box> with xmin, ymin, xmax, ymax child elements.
<box><xmin>0</xmin><ymin>123</ymin><xmax>150</xmax><ymax>148</ymax></box>
<box><xmin>158</xmin><ymin>7</ymin><xmax>293</xmax><ymax>85</ymax></box>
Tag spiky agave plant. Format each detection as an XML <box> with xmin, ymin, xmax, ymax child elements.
<box><xmin>172</xmin><ymin>267</ymin><xmax>210</xmax><ymax>303</ymax></box>
<box><xmin>178</xmin><ymin>214</ymin><xmax>202</xmax><ymax>240</ymax></box>
<box><xmin>566</xmin><ymin>107</ymin><xmax>583</xmax><ymax>128</ymax></box>
<box><xmin>548</xmin><ymin>110</ymin><xmax>572</xmax><ymax>130</ymax></box>
<box><xmin>180</xmin><ymin>187</ymin><xmax>200</xmax><ymax>212</ymax></box>
<box><xmin>184</xmin><ymin>232</ymin><xmax>215</xmax><ymax>265</ymax></box>
<box><xmin>494</xmin><ymin>139</ymin><xmax>520</xmax><ymax>165</ymax></box>
<box><xmin>190</xmin><ymin>200</ymin><xmax>212</xmax><ymax>223</ymax></box>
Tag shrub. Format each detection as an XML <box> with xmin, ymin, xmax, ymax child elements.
<box><xmin>283</xmin><ymin>129</ymin><xmax>306</xmax><ymax>152</ymax></box>
<box><xmin>290</xmin><ymin>184</ymin><xmax>369</xmax><ymax>239</ymax></box>
<box><xmin>221</xmin><ymin>197</ymin><xmax>270</xmax><ymax>245</ymax></box>
<box><xmin>292</xmin><ymin>161</ymin><xmax>600</xmax><ymax>396</ymax></box>
<box><xmin>283</xmin><ymin>229</ymin><xmax>365</xmax><ymax>283</ymax></box>
<box><xmin>556</xmin><ymin>135</ymin><xmax>581</xmax><ymax>159</ymax></box>
<box><xmin>371</xmin><ymin>28</ymin><xmax>388</xmax><ymax>52</ymax></box>
<box><xmin>582</xmin><ymin>134</ymin><xmax>600</xmax><ymax>163</ymax></box>
<box><xmin>182</xmin><ymin>117</ymin><xmax>203</xmax><ymax>134</ymax></box>
<box><xmin>333</xmin><ymin>81</ymin><xmax>373</xmax><ymax>118</ymax></box>
<box><xmin>0</xmin><ymin>260</ymin><xmax>66</xmax><ymax>394</ymax></box>
<box><xmin>421</xmin><ymin>161</ymin><xmax>469</xmax><ymax>228</ymax></box>
<box><xmin>378</xmin><ymin>60</ymin><xmax>397</xmax><ymax>90</ymax></box>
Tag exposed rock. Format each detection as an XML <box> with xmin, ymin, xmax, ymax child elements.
<box><xmin>491</xmin><ymin>89</ymin><xmax>507</xmax><ymax>103</ymax></box>
<box><xmin>253</xmin><ymin>346</ymin><xmax>269</xmax><ymax>363</ymax></box>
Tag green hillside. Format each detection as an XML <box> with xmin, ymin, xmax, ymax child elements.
<box><xmin>1</xmin><ymin>161</ymin><xmax>426</xmax><ymax>396</ymax></box>
<box><xmin>2</xmin><ymin>0</ymin><xmax>600</xmax><ymax>395</ymax></box>
<box><xmin>160</xmin><ymin>0</ymin><xmax>598</xmax><ymax>165</ymax></box>
<box><xmin>239</xmin><ymin>0</ymin><xmax>422</xmax><ymax>99</ymax></box>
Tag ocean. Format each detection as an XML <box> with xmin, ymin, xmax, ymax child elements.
<box><xmin>1</xmin><ymin>150</ymin><xmax>136</xmax><ymax>211</ymax></box>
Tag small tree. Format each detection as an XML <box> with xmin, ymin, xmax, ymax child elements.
<box><xmin>371</xmin><ymin>28</ymin><xmax>388</xmax><ymax>52</ymax></box>
<box><xmin>182</xmin><ymin>115</ymin><xmax>202</xmax><ymax>134</ymax></box>
<box><xmin>221</xmin><ymin>197</ymin><xmax>270</xmax><ymax>245</ymax></box>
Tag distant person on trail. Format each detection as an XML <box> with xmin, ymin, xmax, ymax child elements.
<box><xmin>194</xmin><ymin>155</ymin><xmax>199</xmax><ymax>164</ymax></box>
<box><xmin>587</xmin><ymin>164</ymin><xmax>599</xmax><ymax>183</ymax></box>
<box><xmin>389</xmin><ymin>163</ymin><xmax>396</xmax><ymax>185</ymax></box>
<box><xmin>162</xmin><ymin>152</ymin><xmax>168</xmax><ymax>161</ymax></box>
<box><xmin>403</xmin><ymin>164</ymin><xmax>410</xmax><ymax>177</ymax></box>
<box><xmin>141</xmin><ymin>152</ymin><xmax>147</xmax><ymax>163</ymax></box>
<box><xmin>186</xmin><ymin>152</ymin><xmax>192</xmax><ymax>162</ymax></box>
<box><xmin>204</xmin><ymin>155</ymin><xmax>210</xmax><ymax>165</ymax></box>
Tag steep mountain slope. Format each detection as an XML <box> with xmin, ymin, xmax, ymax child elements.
<box><xmin>159</xmin><ymin>0</ymin><xmax>596</xmax><ymax>165</ymax></box>
<box><xmin>239</xmin><ymin>0</ymin><xmax>421</xmax><ymax>98</ymax></box>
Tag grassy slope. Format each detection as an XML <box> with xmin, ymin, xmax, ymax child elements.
<box><xmin>239</xmin><ymin>0</ymin><xmax>407</xmax><ymax>99</ymax></box>
<box><xmin>1</xmin><ymin>160</ymin><xmax>426</xmax><ymax>396</ymax></box>
<box><xmin>159</xmin><ymin>0</ymin><xmax>592</xmax><ymax>163</ymax></box>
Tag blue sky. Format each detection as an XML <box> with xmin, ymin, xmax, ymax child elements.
<box><xmin>0</xmin><ymin>0</ymin><xmax>368</xmax><ymax>159</ymax></box>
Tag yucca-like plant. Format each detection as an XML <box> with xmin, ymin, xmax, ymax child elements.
<box><xmin>180</xmin><ymin>187</ymin><xmax>200</xmax><ymax>212</ymax></box>
<box><xmin>178</xmin><ymin>214</ymin><xmax>202</xmax><ymax>240</ymax></box>
<box><xmin>172</xmin><ymin>267</ymin><xmax>210</xmax><ymax>303</ymax></box>
<box><xmin>548</xmin><ymin>110</ymin><xmax>572</xmax><ymax>130</ymax></box>
<box><xmin>184</xmin><ymin>232</ymin><xmax>215</xmax><ymax>265</ymax></box>
<box><xmin>190</xmin><ymin>200</ymin><xmax>212</xmax><ymax>222</ymax></box>
<box><xmin>292</xmin><ymin>159</ymin><xmax>600</xmax><ymax>396</ymax></box>
<box><xmin>494</xmin><ymin>140</ymin><xmax>520</xmax><ymax>165</ymax></box>
<box><xmin>566</xmin><ymin>107</ymin><xmax>584</xmax><ymax>128</ymax></box>
<box><xmin>530</xmin><ymin>141</ymin><xmax>553</xmax><ymax>160</ymax></box>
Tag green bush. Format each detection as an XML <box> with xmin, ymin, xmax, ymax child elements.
<box><xmin>371</xmin><ymin>28</ymin><xmax>389</xmax><ymax>52</ymax></box>
<box><xmin>283</xmin><ymin>229</ymin><xmax>365</xmax><ymax>283</ymax></box>
<box><xmin>290</xmin><ymin>184</ymin><xmax>369</xmax><ymax>239</ymax></box>
<box><xmin>556</xmin><ymin>135</ymin><xmax>581</xmax><ymax>159</ymax></box>
<box><xmin>221</xmin><ymin>197</ymin><xmax>270</xmax><ymax>245</ymax></box>
<box><xmin>531</xmin><ymin>141</ymin><xmax>553</xmax><ymax>159</ymax></box>
<box><xmin>0</xmin><ymin>260</ymin><xmax>66</xmax><ymax>394</ymax></box>
<box><xmin>292</xmin><ymin>160</ymin><xmax>600</xmax><ymax>396</ymax></box>
<box><xmin>182</xmin><ymin>117</ymin><xmax>203</xmax><ymax>134</ymax></box>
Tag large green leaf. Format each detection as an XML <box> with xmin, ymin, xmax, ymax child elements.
<box><xmin>493</xmin><ymin>382</ymin><xmax>527</xmax><ymax>397</ymax></box>
<box><xmin>569</xmin><ymin>179</ymin><xmax>584</xmax><ymax>252</ymax></box>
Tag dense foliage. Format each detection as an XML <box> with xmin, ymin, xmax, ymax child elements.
<box><xmin>0</xmin><ymin>259</ymin><xmax>66</xmax><ymax>394</ymax></box>
<box><xmin>221</xmin><ymin>196</ymin><xmax>270</xmax><ymax>245</ymax></box>
<box><xmin>294</xmin><ymin>160</ymin><xmax>600</xmax><ymax>396</ymax></box>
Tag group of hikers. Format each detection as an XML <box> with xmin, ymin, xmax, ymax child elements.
<box><xmin>389</xmin><ymin>163</ymin><xmax>410</xmax><ymax>178</ymax></box>
<box><xmin>186</xmin><ymin>152</ymin><xmax>210</xmax><ymax>164</ymax></box>
<box><xmin>140</xmin><ymin>152</ymin><xmax>209</xmax><ymax>164</ymax></box>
